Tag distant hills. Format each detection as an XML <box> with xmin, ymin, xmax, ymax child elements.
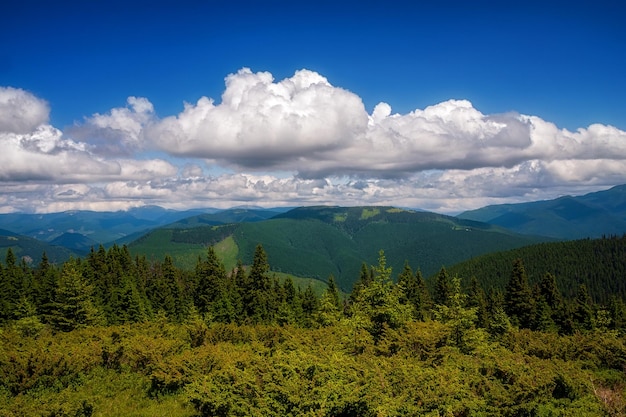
<box><xmin>0</xmin><ymin>206</ymin><xmax>219</xmax><ymax>253</ymax></box>
<box><xmin>457</xmin><ymin>184</ymin><xmax>626</xmax><ymax>239</ymax></box>
<box><xmin>129</xmin><ymin>206</ymin><xmax>547</xmax><ymax>291</ymax></box>
<box><xmin>0</xmin><ymin>228</ymin><xmax>74</xmax><ymax>264</ymax></box>
<box><xmin>1</xmin><ymin>184</ymin><xmax>626</xmax><ymax>274</ymax></box>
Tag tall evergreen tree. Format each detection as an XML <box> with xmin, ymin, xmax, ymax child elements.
<box><xmin>301</xmin><ymin>284</ymin><xmax>320</xmax><ymax>328</ymax></box>
<box><xmin>0</xmin><ymin>262</ymin><xmax>11</xmax><ymax>321</ymax></box>
<box><xmin>434</xmin><ymin>266</ymin><xmax>452</xmax><ymax>307</ymax></box>
<box><xmin>325</xmin><ymin>274</ymin><xmax>342</xmax><ymax>310</ymax></box>
<box><xmin>573</xmin><ymin>284</ymin><xmax>594</xmax><ymax>331</ymax></box>
<box><xmin>47</xmin><ymin>260</ymin><xmax>101</xmax><ymax>331</ymax></box>
<box><xmin>434</xmin><ymin>276</ymin><xmax>478</xmax><ymax>351</ymax></box>
<box><xmin>350</xmin><ymin>262</ymin><xmax>373</xmax><ymax>303</ymax></box>
<box><xmin>1</xmin><ymin>248</ymin><xmax>24</xmax><ymax>320</ymax></box>
<box><xmin>194</xmin><ymin>246</ymin><xmax>228</xmax><ymax>315</ymax></box>
<box><xmin>350</xmin><ymin>250</ymin><xmax>413</xmax><ymax>342</ymax></box>
<box><xmin>32</xmin><ymin>252</ymin><xmax>59</xmax><ymax>320</ymax></box>
<box><xmin>317</xmin><ymin>275</ymin><xmax>342</xmax><ymax>327</ymax></box>
<box><xmin>538</xmin><ymin>272</ymin><xmax>562</xmax><ymax>309</ymax></box>
<box><xmin>505</xmin><ymin>258</ymin><xmax>534</xmax><ymax>328</ymax></box>
<box><xmin>467</xmin><ymin>276</ymin><xmax>488</xmax><ymax>328</ymax></box>
<box><xmin>245</xmin><ymin>244</ymin><xmax>274</xmax><ymax>323</ymax></box>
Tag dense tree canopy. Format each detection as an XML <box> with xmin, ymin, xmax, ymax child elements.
<box><xmin>2</xmin><ymin>240</ymin><xmax>626</xmax><ymax>415</ymax></box>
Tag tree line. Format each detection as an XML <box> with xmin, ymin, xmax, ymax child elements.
<box><xmin>1</xmin><ymin>242</ymin><xmax>625</xmax><ymax>339</ymax></box>
<box><xmin>3</xmin><ymin>244</ymin><xmax>626</xmax><ymax>416</ymax></box>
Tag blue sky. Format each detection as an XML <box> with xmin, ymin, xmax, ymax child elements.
<box><xmin>1</xmin><ymin>0</ymin><xmax>625</xmax><ymax>213</ymax></box>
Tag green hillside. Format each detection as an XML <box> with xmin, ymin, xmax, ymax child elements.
<box><xmin>129</xmin><ymin>206</ymin><xmax>548</xmax><ymax>291</ymax></box>
<box><xmin>444</xmin><ymin>235</ymin><xmax>626</xmax><ymax>303</ymax></box>
<box><xmin>0</xmin><ymin>229</ymin><xmax>75</xmax><ymax>264</ymax></box>
<box><xmin>458</xmin><ymin>184</ymin><xmax>626</xmax><ymax>239</ymax></box>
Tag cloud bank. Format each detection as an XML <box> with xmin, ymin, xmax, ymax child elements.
<box><xmin>1</xmin><ymin>68</ymin><xmax>626</xmax><ymax>213</ymax></box>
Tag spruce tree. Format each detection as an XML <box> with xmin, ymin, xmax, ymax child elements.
<box><xmin>245</xmin><ymin>244</ymin><xmax>273</xmax><ymax>323</ymax></box>
<box><xmin>505</xmin><ymin>258</ymin><xmax>534</xmax><ymax>328</ymax></box>
<box><xmin>467</xmin><ymin>276</ymin><xmax>489</xmax><ymax>328</ymax></box>
<box><xmin>194</xmin><ymin>246</ymin><xmax>228</xmax><ymax>314</ymax></box>
<box><xmin>47</xmin><ymin>260</ymin><xmax>101</xmax><ymax>331</ymax></box>
<box><xmin>317</xmin><ymin>275</ymin><xmax>343</xmax><ymax>327</ymax></box>
<box><xmin>414</xmin><ymin>269</ymin><xmax>432</xmax><ymax>320</ymax></box>
<box><xmin>434</xmin><ymin>266</ymin><xmax>452</xmax><ymax>307</ymax></box>
<box><xmin>350</xmin><ymin>250</ymin><xmax>413</xmax><ymax>342</ymax></box>
<box><xmin>573</xmin><ymin>284</ymin><xmax>594</xmax><ymax>331</ymax></box>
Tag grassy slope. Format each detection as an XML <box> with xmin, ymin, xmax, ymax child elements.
<box><xmin>129</xmin><ymin>206</ymin><xmax>546</xmax><ymax>292</ymax></box>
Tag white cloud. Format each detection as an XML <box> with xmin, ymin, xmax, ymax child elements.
<box><xmin>2</xmin><ymin>68</ymin><xmax>626</xmax><ymax>214</ymax></box>
<box><xmin>148</xmin><ymin>68</ymin><xmax>369</xmax><ymax>166</ymax></box>
<box><xmin>69</xmin><ymin>96</ymin><xmax>155</xmax><ymax>156</ymax></box>
<box><xmin>0</xmin><ymin>87</ymin><xmax>49</xmax><ymax>134</ymax></box>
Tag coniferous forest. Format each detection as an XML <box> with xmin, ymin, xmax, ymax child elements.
<box><xmin>2</xmin><ymin>240</ymin><xmax>626</xmax><ymax>416</ymax></box>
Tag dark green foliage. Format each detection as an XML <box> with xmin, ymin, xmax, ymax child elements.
<box><xmin>46</xmin><ymin>259</ymin><xmax>101</xmax><ymax>331</ymax></box>
<box><xmin>433</xmin><ymin>266</ymin><xmax>452</xmax><ymax>307</ymax></box>
<box><xmin>131</xmin><ymin>205</ymin><xmax>545</xmax><ymax>293</ymax></box>
<box><xmin>349</xmin><ymin>251</ymin><xmax>413</xmax><ymax>342</ymax></box>
<box><xmin>398</xmin><ymin>262</ymin><xmax>431</xmax><ymax>321</ymax></box>
<box><xmin>467</xmin><ymin>275</ymin><xmax>489</xmax><ymax>328</ymax></box>
<box><xmin>505</xmin><ymin>258</ymin><xmax>535</xmax><ymax>328</ymax></box>
<box><xmin>446</xmin><ymin>235</ymin><xmax>626</xmax><ymax>303</ymax></box>
<box><xmin>573</xmin><ymin>284</ymin><xmax>594</xmax><ymax>331</ymax></box>
<box><xmin>2</xmin><ymin>240</ymin><xmax>626</xmax><ymax>416</ymax></box>
<box><xmin>194</xmin><ymin>246</ymin><xmax>229</xmax><ymax>317</ymax></box>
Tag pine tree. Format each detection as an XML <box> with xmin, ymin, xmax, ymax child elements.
<box><xmin>194</xmin><ymin>246</ymin><xmax>228</xmax><ymax>314</ymax></box>
<box><xmin>573</xmin><ymin>284</ymin><xmax>594</xmax><ymax>331</ymax></box>
<box><xmin>350</xmin><ymin>262</ymin><xmax>373</xmax><ymax>303</ymax></box>
<box><xmin>0</xmin><ymin>261</ymin><xmax>11</xmax><ymax>321</ymax></box>
<box><xmin>414</xmin><ymin>269</ymin><xmax>432</xmax><ymax>320</ymax></box>
<box><xmin>1</xmin><ymin>248</ymin><xmax>23</xmax><ymax>320</ymax></box>
<box><xmin>505</xmin><ymin>258</ymin><xmax>534</xmax><ymax>328</ymax></box>
<box><xmin>325</xmin><ymin>274</ymin><xmax>342</xmax><ymax>310</ymax></box>
<box><xmin>467</xmin><ymin>276</ymin><xmax>489</xmax><ymax>328</ymax></box>
<box><xmin>317</xmin><ymin>276</ymin><xmax>343</xmax><ymax>327</ymax></box>
<box><xmin>434</xmin><ymin>266</ymin><xmax>452</xmax><ymax>307</ymax></box>
<box><xmin>539</xmin><ymin>272</ymin><xmax>562</xmax><ymax>309</ymax></box>
<box><xmin>47</xmin><ymin>260</ymin><xmax>101</xmax><ymax>331</ymax></box>
<box><xmin>350</xmin><ymin>250</ymin><xmax>413</xmax><ymax>342</ymax></box>
<box><xmin>301</xmin><ymin>284</ymin><xmax>320</xmax><ymax>328</ymax></box>
<box><xmin>487</xmin><ymin>288</ymin><xmax>511</xmax><ymax>338</ymax></box>
<box><xmin>245</xmin><ymin>244</ymin><xmax>274</xmax><ymax>323</ymax></box>
<box><xmin>434</xmin><ymin>276</ymin><xmax>479</xmax><ymax>352</ymax></box>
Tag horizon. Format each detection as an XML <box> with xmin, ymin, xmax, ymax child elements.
<box><xmin>1</xmin><ymin>182</ymin><xmax>620</xmax><ymax>217</ymax></box>
<box><xmin>2</xmin><ymin>1</ymin><xmax>625</xmax><ymax>214</ymax></box>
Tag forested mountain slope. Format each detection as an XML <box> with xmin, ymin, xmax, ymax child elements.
<box><xmin>0</xmin><ymin>229</ymin><xmax>75</xmax><ymax>264</ymax></box>
<box><xmin>457</xmin><ymin>184</ymin><xmax>626</xmax><ymax>239</ymax></box>
<box><xmin>0</xmin><ymin>206</ymin><xmax>216</xmax><ymax>252</ymax></box>
<box><xmin>130</xmin><ymin>206</ymin><xmax>548</xmax><ymax>291</ymax></box>
<box><xmin>444</xmin><ymin>235</ymin><xmax>626</xmax><ymax>303</ymax></box>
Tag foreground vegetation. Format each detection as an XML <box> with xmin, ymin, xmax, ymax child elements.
<box><xmin>2</xmin><ymin>319</ymin><xmax>625</xmax><ymax>416</ymax></box>
<box><xmin>1</xmin><ymin>242</ymin><xmax>626</xmax><ymax>415</ymax></box>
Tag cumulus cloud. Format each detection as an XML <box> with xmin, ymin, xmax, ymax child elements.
<box><xmin>2</xmin><ymin>67</ymin><xmax>626</xmax><ymax>214</ymax></box>
<box><xmin>147</xmin><ymin>68</ymin><xmax>369</xmax><ymax>166</ymax></box>
<box><xmin>0</xmin><ymin>89</ymin><xmax>176</xmax><ymax>186</ymax></box>
<box><xmin>140</xmin><ymin>69</ymin><xmax>626</xmax><ymax>186</ymax></box>
<box><xmin>69</xmin><ymin>96</ymin><xmax>155</xmax><ymax>156</ymax></box>
<box><xmin>0</xmin><ymin>87</ymin><xmax>49</xmax><ymax>134</ymax></box>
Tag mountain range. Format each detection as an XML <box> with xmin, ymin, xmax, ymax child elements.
<box><xmin>458</xmin><ymin>184</ymin><xmax>626</xmax><ymax>239</ymax></box>
<box><xmin>0</xmin><ymin>184</ymin><xmax>625</xmax><ymax>290</ymax></box>
<box><xmin>128</xmin><ymin>206</ymin><xmax>546</xmax><ymax>291</ymax></box>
